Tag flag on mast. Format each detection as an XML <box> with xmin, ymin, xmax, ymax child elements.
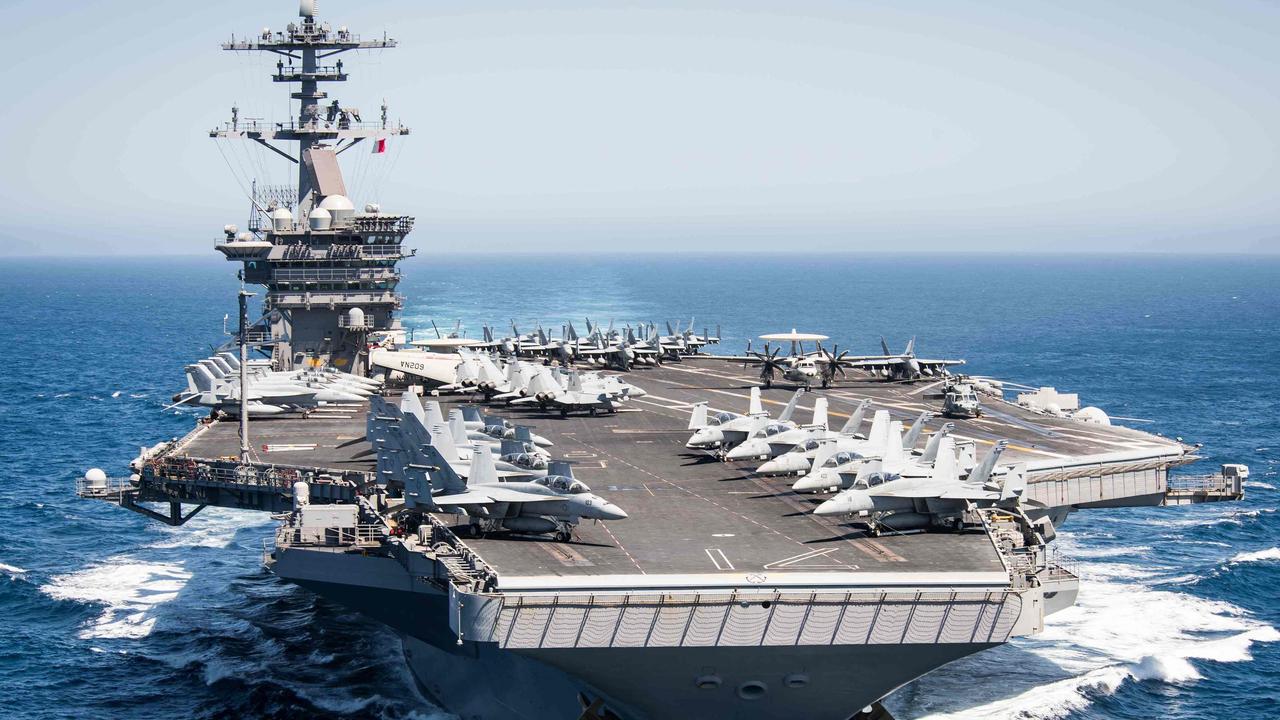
<box><xmin>372</xmin><ymin>138</ymin><xmax>387</xmax><ymax>154</ymax></box>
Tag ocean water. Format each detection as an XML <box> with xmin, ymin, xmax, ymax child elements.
<box><xmin>1</xmin><ymin>253</ymin><xmax>1277</xmax><ymax>719</ymax></box>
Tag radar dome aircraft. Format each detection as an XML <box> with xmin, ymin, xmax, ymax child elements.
<box><xmin>722</xmin><ymin>331</ymin><xmax>849</xmax><ymax>390</ymax></box>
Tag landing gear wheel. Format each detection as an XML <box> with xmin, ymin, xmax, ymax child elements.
<box><xmin>555</xmin><ymin>528</ymin><xmax>572</xmax><ymax>542</ymax></box>
<box><xmin>465</xmin><ymin>523</ymin><xmax>481</xmax><ymax>538</ymax></box>
<box><xmin>589</xmin><ymin>408</ymin><xmax>597</xmax><ymax>417</ymax></box>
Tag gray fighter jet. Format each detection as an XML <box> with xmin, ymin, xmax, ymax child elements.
<box><xmin>424</xmin><ymin>444</ymin><xmax>628</xmax><ymax>541</ymax></box>
<box><xmin>685</xmin><ymin>387</ymin><xmax>805</xmax><ymax>453</ymax></box>
<box><xmin>842</xmin><ymin>337</ymin><xmax>966</xmax><ymax>382</ymax></box>
<box><xmin>813</xmin><ymin>438</ymin><xmax>1023</xmax><ymax>534</ymax></box>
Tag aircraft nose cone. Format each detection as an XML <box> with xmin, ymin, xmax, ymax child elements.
<box><xmin>726</xmin><ymin>442</ymin><xmax>764</xmax><ymax>460</ymax></box>
<box><xmin>601</xmin><ymin>503</ymin><xmax>628</xmax><ymax>520</ymax></box>
<box><xmin>814</xmin><ymin>490</ymin><xmax>874</xmax><ymax>516</ymax></box>
<box><xmin>756</xmin><ymin>458</ymin><xmax>784</xmax><ymax>475</ymax></box>
<box><xmin>791</xmin><ymin>473</ymin><xmax>829</xmax><ymax>492</ymax></box>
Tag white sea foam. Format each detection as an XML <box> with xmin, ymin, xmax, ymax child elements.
<box><xmin>111</xmin><ymin>391</ymin><xmax>122</xmax><ymax>398</ymax></box>
<box><xmin>147</xmin><ymin>507</ymin><xmax>274</xmax><ymax>549</ymax></box>
<box><xmin>1230</xmin><ymin>547</ymin><xmax>1280</xmax><ymax>564</ymax></box>
<box><xmin>42</xmin><ymin>560</ymin><xmax>192</xmax><ymax>639</ymax></box>
<box><xmin>1244</xmin><ymin>480</ymin><xmax>1275</xmax><ymax>490</ymax></box>
<box><xmin>0</xmin><ymin>562</ymin><xmax>28</xmax><ymax>577</ymax></box>
<box><xmin>905</xmin><ymin>549</ymin><xmax>1280</xmax><ymax>720</ymax></box>
<box><xmin>1060</xmin><ymin>545</ymin><xmax>1150</xmax><ymax>559</ymax></box>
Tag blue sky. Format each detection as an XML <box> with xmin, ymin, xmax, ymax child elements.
<box><xmin>2</xmin><ymin>0</ymin><xmax>1278</xmax><ymax>255</ymax></box>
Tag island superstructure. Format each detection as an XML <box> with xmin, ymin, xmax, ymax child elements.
<box><xmin>211</xmin><ymin>0</ymin><xmax>413</xmax><ymax>374</ymax></box>
<box><xmin>76</xmin><ymin>3</ymin><xmax>1247</xmax><ymax>719</ymax></box>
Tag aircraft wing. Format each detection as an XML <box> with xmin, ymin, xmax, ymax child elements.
<box><xmin>434</xmin><ymin>487</ymin><xmax>559</xmax><ymax>505</ymax></box>
<box><xmin>842</xmin><ymin>356</ymin><xmax>907</xmax><ymax>368</ymax></box>
<box><xmin>917</xmin><ymin>358</ymin><xmax>966</xmax><ymax>368</ymax></box>
<box><xmin>937</xmin><ymin>483</ymin><xmax>998</xmax><ymax>500</ymax></box>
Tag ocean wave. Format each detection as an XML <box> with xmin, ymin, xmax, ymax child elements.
<box><xmin>1244</xmin><ymin>480</ymin><xmax>1276</xmax><ymax>490</ymax></box>
<box><xmin>0</xmin><ymin>562</ymin><xmax>28</xmax><ymax>578</ymax></box>
<box><xmin>41</xmin><ymin>559</ymin><xmax>192</xmax><ymax>639</ymax></box>
<box><xmin>1229</xmin><ymin>547</ymin><xmax>1280</xmax><ymax>564</ymax></box>
<box><xmin>900</xmin><ymin>558</ymin><xmax>1279</xmax><ymax>720</ymax></box>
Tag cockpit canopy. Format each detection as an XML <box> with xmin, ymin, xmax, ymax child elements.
<box><xmin>535</xmin><ymin>476</ymin><xmax>591</xmax><ymax>494</ymax></box>
<box><xmin>710</xmin><ymin>411</ymin><xmax>739</xmax><ymax>426</ymax></box>
<box><xmin>764</xmin><ymin>423</ymin><xmax>790</xmax><ymax>437</ymax></box>
<box><xmin>824</xmin><ymin>451</ymin><xmax>861</xmax><ymax>467</ymax></box>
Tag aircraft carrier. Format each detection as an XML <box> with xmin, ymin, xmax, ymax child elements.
<box><xmin>76</xmin><ymin>3</ymin><xmax>1246</xmax><ymax>719</ymax></box>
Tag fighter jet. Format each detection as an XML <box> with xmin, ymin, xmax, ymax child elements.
<box><xmin>510</xmin><ymin>367</ymin><xmax>629</xmax><ymax>416</ymax></box>
<box><xmin>685</xmin><ymin>387</ymin><xmax>805</xmax><ymax>453</ymax></box>
<box><xmin>842</xmin><ymin>338</ymin><xmax>966</xmax><ymax>382</ymax></box>
<box><xmin>753</xmin><ymin>399</ymin><xmax>874</xmax><ymax>476</ymax></box>
<box><xmin>724</xmin><ymin>397</ymin><xmax>831</xmax><ymax>461</ymax></box>
<box><xmin>790</xmin><ymin>413</ymin><xmax>941</xmax><ymax>491</ymax></box>
<box><xmin>424</xmin><ymin>444</ymin><xmax>628</xmax><ymax>542</ymax></box>
<box><xmin>813</xmin><ymin>438</ymin><xmax>1023</xmax><ymax>534</ymax></box>
<box><xmin>178</xmin><ymin>361</ymin><xmax>371</xmax><ymax>415</ymax></box>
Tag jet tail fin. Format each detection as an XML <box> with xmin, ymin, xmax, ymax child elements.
<box><xmin>549</xmin><ymin>461</ymin><xmax>573</xmax><ymax>478</ymax></box>
<box><xmin>499</xmin><ymin>439</ymin><xmax>523</xmax><ymax>456</ymax></box>
<box><xmin>902</xmin><ymin>411</ymin><xmax>933</xmax><ymax>450</ymax></box>
<box><xmin>905</xmin><ymin>337</ymin><xmax>916</xmax><ymax>356</ymax></box>
<box><xmin>461</xmin><ymin>406</ymin><xmax>483</xmax><ymax>423</ymax></box>
<box><xmin>929</xmin><ymin>437</ymin><xmax>958</xmax><ymax>483</ymax></box>
<box><xmin>880</xmin><ymin>337</ymin><xmax>892</xmax><ymax>356</ymax></box>
<box><xmin>424</xmin><ymin>400</ymin><xmax>445</xmax><ymax>428</ymax></box>
<box><xmin>468</xmin><ymin>444</ymin><xmax>499</xmax><ymax>485</ymax></box>
<box><xmin>778</xmin><ymin>388</ymin><xmax>805</xmax><ymax>423</ymax></box>
<box><xmin>866</xmin><ymin>410</ymin><xmax>891</xmax><ymax>448</ymax></box>
<box><xmin>689</xmin><ymin>402</ymin><xmax>709</xmax><ymax>430</ymax></box>
<box><xmin>920</xmin><ymin>423</ymin><xmax>954</xmax><ymax>464</ymax></box>
<box><xmin>400</xmin><ymin>391</ymin><xmax>426</xmax><ymax>424</ymax></box>
<box><xmin>1001</xmin><ymin>463</ymin><xmax>1027</xmax><ymax>500</ymax></box>
<box><xmin>748</xmin><ymin>386</ymin><xmax>763</xmax><ymax>416</ymax></box>
<box><xmin>882</xmin><ymin>421</ymin><xmax>905</xmax><ymax>467</ymax></box>
<box><xmin>971</xmin><ymin>440</ymin><xmax>1009</xmax><ymax>489</ymax></box>
<box><xmin>419</xmin><ymin>443</ymin><xmax>467</xmax><ymax>494</ymax></box>
<box><xmin>427</xmin><ymin>423</ymin><xmax>462</xmax><ymax>468</ymax></box>
<box><xmin>811</xmin><ymin>397</ymin><xmax>828</xmax><ymax>429</ymax></box>
<box><xmin>448</xmin><ymin>410</ymin><xmax>469</xmax><ymax>445</ymax></box>
<box><xmin>840</xmin><ymin>399</ymin><xmax>871</xmax><ymax>437</ymax></box>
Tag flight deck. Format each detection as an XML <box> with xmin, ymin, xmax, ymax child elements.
<box><xmin>172</xmin><ymin>359</ymin><xmax>1190</xmax><ymax>583</ymax></box>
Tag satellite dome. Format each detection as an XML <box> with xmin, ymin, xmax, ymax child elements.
<box><xmin>346</xmin><ymin>307</ymin><xmax>366</xmax><ymax>328</ymax></box>
<box><xmin>84</xmin><ymin>468</ymin><xmax>108</xmax><ymax>489</ymax></box>
<box><xmin>1074</xmin><ymin>407</ymin><xmax>1111</xmax><ymax>425</ymax></box>
<box><xmin>364</xmin><ymin>202</ymin><xmax>380</xmax><ymax>214</ymax></box>
<box><xmin>318</xmin><ymin>194</ymin><xmax>355</xmax><ymax>211</ymax></box>
<box><xmin>318</xmin><ymin>194</ymin><xmax>355</xmax><ymax>225</ymax></box>
<box><xmin>271</xmin><ymin>207</ymin><xmax>293</xmax><ymax>231</ymax></box>
<box><xmin>236</xmin><ymin>232</ymin><xmax>254</xmax><ymax>242</ymax></box>
<box><xmin>308</xmin><ymin>207</ymin><xmax>332</xmax><ymax>230</ymax></box>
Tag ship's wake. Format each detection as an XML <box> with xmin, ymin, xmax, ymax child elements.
<box><xmin>888</xmin><ymin>529</ymin><xmax>1280</xmax><ymax>720</ymax></box>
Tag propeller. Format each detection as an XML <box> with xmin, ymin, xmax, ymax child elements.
<box><xmin>819</xmin><ymin>342</ymin><xmax>849</xmax><ymax>386</ymax></box>
<box><xmin>750</xmin><ymin>344</ymin><xmax>785</xmax><ymax>385</ymax></box>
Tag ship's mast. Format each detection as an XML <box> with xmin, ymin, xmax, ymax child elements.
<box><xmin>209</xmin><ymin>1</ymin><xmax>416</xmax><ymax>374</ymax></box>
<box><xmin>212</xmin><ymin>0</ymin><xmax>409</xmax><ymax>215</ymax></box>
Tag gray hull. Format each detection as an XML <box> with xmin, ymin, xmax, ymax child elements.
<box><xmin>281</xmin><ymin>551</ymin><xmax>995</xmax><ymax>719</ymax></box>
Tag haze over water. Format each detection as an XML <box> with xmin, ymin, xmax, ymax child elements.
<box><xmin>1</xmin><ymin>253</ymin><xmax>1278</xmax><ymax>719</ymax></box>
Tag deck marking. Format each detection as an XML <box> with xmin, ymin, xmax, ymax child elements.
<box><xmin>599</xmin><ymin>521</ymin><xmax>646</xmax><ymax>575</ymax></box>
<box><xmin>568</xmin><ymin>436</ymin><xmax>860</xmax><ymax>571</ymax></box>
<box><xmin>763</xmin><ymin>548</ymin><xmax>847</xmax><ymax>569</ymax></box>
<box><xmin>705</xmin><ymin>548</ymin><xmax>735</xmax><ymax>570</ymax></box>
